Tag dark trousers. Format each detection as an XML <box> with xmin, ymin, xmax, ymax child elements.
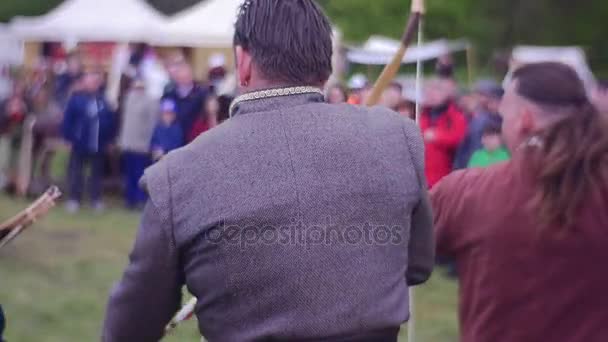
<box><xmin>122</xmin><ymin>151</ymin><xmax>150</xmax><ymax>208</ymax></box>
<box><xmin>67</xmin><ymin>151</ymin><xmax>104</xmax><ymax>203</ymax></box>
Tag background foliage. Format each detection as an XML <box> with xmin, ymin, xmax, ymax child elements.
<box><xmin>1</xmin><ymin>0</ymin><xmax>607</xmax><ymax>76</ymax></box>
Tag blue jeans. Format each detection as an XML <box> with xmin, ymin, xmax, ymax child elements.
<box><xmin>122</xmin><ymin>152</ymin><xmax>150</xmax><ymax>208</ymax></box>
<box><xmin>67</xmin><ymin>152</ymin><xmax>104</xmax><ymax>203</ymax></box>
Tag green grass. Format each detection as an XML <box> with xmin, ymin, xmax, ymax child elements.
<box><xmin>0</xmin><ymin>194</ymin><xmax>458</xmax><ymax>341</ymax></box>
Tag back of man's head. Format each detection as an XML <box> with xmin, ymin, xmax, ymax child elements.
<box><xmin>233</xmin><ymin>0</ymin><xmax>333</xmax><ymax>87</ymax></box>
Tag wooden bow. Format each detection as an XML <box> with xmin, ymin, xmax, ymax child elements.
<box><xmin>0</xmin><ymin>186</ymin><xmax>62</xmax><ymax>249</ymax></box>
<box><xmin>365</xmin><ymin>0</ymin><xmax>426</xmax><ymax>106</ymax></box>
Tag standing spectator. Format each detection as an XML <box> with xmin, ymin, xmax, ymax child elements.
<box><xmin>150</xmin><ymin>100</ymin><xmax>183</xmax><ymax>162</ymax></box>
<box><xmin>161</xmin><ymin>62</ymin><xmax>207</xmax><ymax>144</ymax></box>
<box><xmin>161</xmin><ymin>52</ymin><xmax>185</xmax><ymax>96</ymax></box>
<box><xmin>467</xmin><ymin>124</ymin><xmax>510</xmax><ymax>168</ymax></box>
<box><xmin>188</xmin><ymin>94</ymin><xmax>219</xmax><ymax>143</ymax></box>
<box><xmin>326</xmin><ymin>84</ymin><xmax>348</xmax><ymax>104</ymax></box>
<box><xmin>381</xmin><ymin>82</ymin><xmax>403</xmax><ymax>111</ymax></box>
<box><xmin>420</xmin><ymin>78</ymin><xmax>467</xmax><ymax>188</ymax></box>
<box><xmin>0</xmin><ymin>92</ymin><xmax>28</xmax><ymax>191</ymax></box>
<box><xmin>457</xmin><ymin>91</ymin><xmax>481</xmax><ymax>118</ymax></box>
<box><xmin>397</xmin><ymin>100</ymin><xmax>416</xmax><ymax>120</ymax></box>
<box><xmin>54</xmin><ymin>54</ymin><xmax>83</xmax><ymax>108</ymax></box>
<box><xmin>0</xmin><ymin>67</ymin><xmax>12</xmax><ymax>102</ymax></box>
<box><xmin>207</xmin><ymin>53</ymin><xmax>227</xmax><ymax>92</ymax></box>
<box><xmin>118</xmin><ymin>79</ymin><xmax>157</xmax><ymax>210</ymax></box>
<box><xmin>432</xmin><ymin>62</ymin><xmax>608</xmax><ymax>342</ymax></box>
<box><xmin>346</xmin><ymin>74</ymin><xmax>368</xmax><ymax>105</ymax></box>
<box><xmin>30</xmin><ymin>87</ymin><xmax>62</xmax><ymax>193</ymax></box>
<box><xmin>436</xmin><ymin>54</ymin><xmax>455</xmax><ymax>79</ymax></box>
<box><xmin>62</xmin><ymin>70</ymin><xmax>117</xmax><ymax>213</ymax></box>
<box><xmin>454</xmin><ymin>80</ymin><xmax>504</xmax><ymax>169</ymax></box>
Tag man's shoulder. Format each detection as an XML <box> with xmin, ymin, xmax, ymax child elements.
<box><xmin>319</xmin><ymin>102</ymin><xmax>415</xmax><ymax>128</ymax></box>
<box><xmin>433</xmin><ymin>160</ymin><xmax>513</xmax><ymax>198</ymax></box>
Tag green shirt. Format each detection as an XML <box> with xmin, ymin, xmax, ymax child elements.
<box><xmin>468</xmin><ymin>147</ymin><xmax>511</xmax><ymax>168</ymax></box>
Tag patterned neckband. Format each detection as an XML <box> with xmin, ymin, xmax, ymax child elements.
<box><xmin>230</xmin><ymin>86</ymin><xmax>325</xmax><ymax>117</ymax></box>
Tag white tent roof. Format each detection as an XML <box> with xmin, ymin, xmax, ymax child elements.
<box><xmin>0</xmin><ymin>23</ymin><xmax>24</xmax><ymax>65</ymax></box>
<box><xmin>511</xmin><ymin>46</ymin><xmax>596</xmax><ymax>89</ymax></box>
<box><xmin>346</xmin><ymin>35</ymin><xmax>470</xmax><ymax>65</ymax></box>
<box><xmin>156</xmin><ymin>0</ymin><xmax>243</xmax><ymax>47</ymax></box>
<box><xmin>9</xmin><ymin>0</ymin><xmax>168</xmax><ymax>43</ymax></box>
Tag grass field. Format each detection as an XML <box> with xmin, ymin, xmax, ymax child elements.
<box><xmin>0</xmin><ymin>194</ymin><xmax>459</xmax><ymax>341</ymax></box>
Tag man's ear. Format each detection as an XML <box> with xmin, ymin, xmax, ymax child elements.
<box><xmin>235</xmin><ymin>46</ymin><xmax>252</xmax><ymax>88</ymax></box>
<box><xmin>520</xmin><ymin>106</ymin><xmax>536</xmax><ymax>135</ymax></box>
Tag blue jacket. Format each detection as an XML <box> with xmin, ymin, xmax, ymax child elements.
<box><xmin>150</xmin><ymin>122</ymin><xmax>183</xmax><ymax>154</ymax></box>
<box><xmin>62</xmin><ymin>91</ymin><xmax>116</xmax><ymax>154</ymax></box>
<box><xmin>162</xmin><ymin>83</ymin><xmax>207</xmax><ymax>139</ymax></box>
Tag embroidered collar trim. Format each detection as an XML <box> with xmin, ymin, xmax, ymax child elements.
<box><xmin>230</xmin><ymin>86</ymin><xmax>324</xmax><ymax>117</ymax></box>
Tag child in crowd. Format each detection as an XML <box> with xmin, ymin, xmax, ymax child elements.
<box><xmin>150</xmin><ymin>100</ymin><xmax>183</xmax><ymax>161</ymax></box>
<box><xmin>468</xmin><ymin>124</ymin><xmax>510</xmax><ymax>168</ymax></box>
<box><xmin>188</xmin><ymin>94</ymin><xmax>219</xmax><ymax>143</ymax></box>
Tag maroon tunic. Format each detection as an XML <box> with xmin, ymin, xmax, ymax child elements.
<box><xmin>431</xmin><ymin>153</ymin><xmax>608</xmax><ymax>342</ymax></box>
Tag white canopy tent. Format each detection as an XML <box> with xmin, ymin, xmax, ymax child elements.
<box><xmin>156</xmin><ymin>0</ymin><xmax>243</xmax><ymax>47</ymax></box>
<box><xmin>510</xmin><ymin>46</ymin><xmax>596</xmax><ymax>91</ymax></box>
<box><xmin>346</xmin><ymin>36</ymin><xmax>470</xmax><ymax>65</ymax></box>
<box><xmin>0</xmin><ymin>23</ymin><xmax>24</xmax><ymax>66</ymax></box>
<box><xmin>9</xmin><ymin>0</ymin><xmax>168</xmax><ymax>43</ymax></box>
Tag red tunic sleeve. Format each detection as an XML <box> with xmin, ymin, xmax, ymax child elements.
<box><xmin>430</xmin><ymin>168</ymin><xmax>480</xmax><ymax>256</ymax></box>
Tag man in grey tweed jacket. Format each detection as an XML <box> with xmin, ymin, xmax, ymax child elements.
<box><xmin>102</xmin><ymin>0</ymin><xmax>434</xmax><ymax>341</ymax></box>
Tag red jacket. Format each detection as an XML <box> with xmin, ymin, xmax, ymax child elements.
<box><xmin>419</xmin><ymin>102</ymin><xmax>467</xmax><ymax>188</ymax></box>
<box><xmin>187</xmin><ymin>117</ymin><xmax>210</xmax><ymax>143</ymax></box>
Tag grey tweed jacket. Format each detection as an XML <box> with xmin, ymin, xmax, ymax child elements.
<box><xmin>102</xmin><ymin>91</ymin><xmax>434</xmax><ymax>342</ymax></box>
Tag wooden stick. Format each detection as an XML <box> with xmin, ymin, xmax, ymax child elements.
<box><xmin>0</xmin><ymin>186</ymin><xmax>62</xmax><ymax>249</ymax></box>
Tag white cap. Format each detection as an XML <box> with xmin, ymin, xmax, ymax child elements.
<box><xmin>348</xmin><ymin>74</ymin><xmax>368</xmax><ymax>90</ymax></box>
<box><xmin>209</xmin><ymin>53</ymin><xmax>226</xmax><ymax>69</ymax></box>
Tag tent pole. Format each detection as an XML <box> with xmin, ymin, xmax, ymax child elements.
<box><xmin>466</xmin><ymin>44</ymin><xmax>476</xmax><ymax>88</ymax></box>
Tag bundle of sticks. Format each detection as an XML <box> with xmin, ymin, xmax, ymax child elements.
<box><xmin>0</xmin><ymin>186</ymin><xmax>62</xmax><ymax>249</ymax></box>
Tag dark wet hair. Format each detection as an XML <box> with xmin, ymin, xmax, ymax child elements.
<box><xmin>482</xmin><ymin>123</ymin><xmax>502</xmax><ymax>137</ymax></box>
<box><xmin>513</xmin><ymin>62</ymin><xmax>608</xmax><ymax>232</ymax></box>
<box><xmin>233</xmin><ymin>0</ymin><xmax>333</xmax><ymax>85</ymax></box>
